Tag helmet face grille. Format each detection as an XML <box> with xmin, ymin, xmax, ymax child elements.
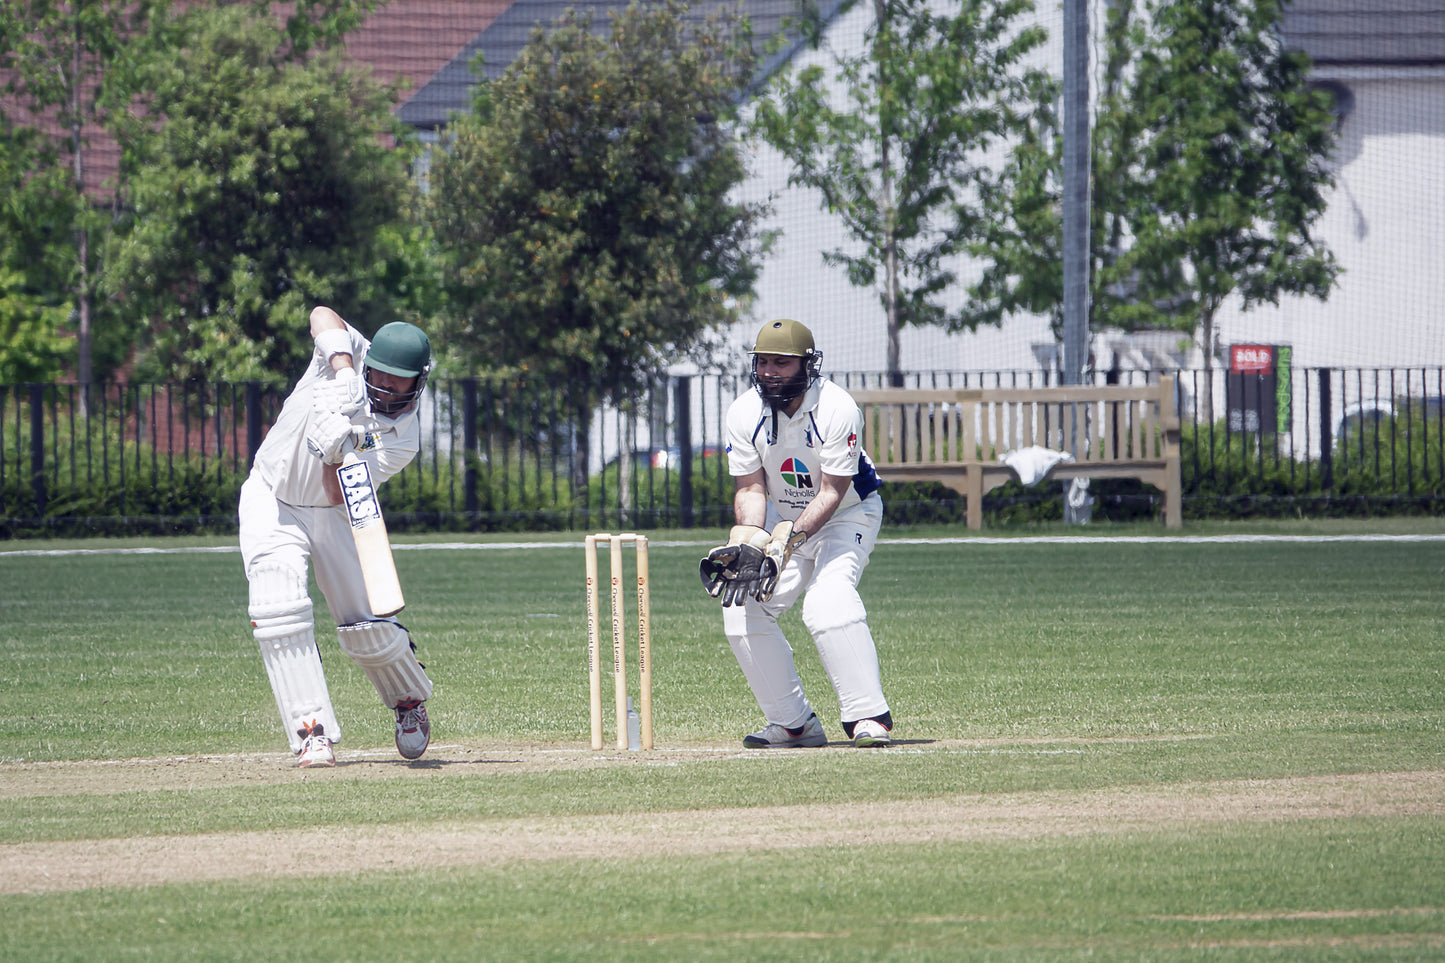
<box><xmin>363</xmin><ymin>322</ymin><xmax>431</xmax><ymax>416</ymax></box>
<box><xmin>365</xmin><ymin>366</ymin><xmax>427</xmax><ymax>416</ymax></box>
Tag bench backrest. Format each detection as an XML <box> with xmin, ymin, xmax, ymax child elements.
<box><xmin>850</xmin><ymin>376</ymin><xmax>1180</xmax><ymax>466</ymax></box>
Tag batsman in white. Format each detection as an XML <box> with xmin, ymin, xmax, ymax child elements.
<box><xmin>239</xmin><ymin>306</ymin><xmax>434</xmax><ymax>767</ymax></box>
<box><xmin>700</xmin><ymin>319</ymin><xmax>895</xmax><ymax>749</ymax></box>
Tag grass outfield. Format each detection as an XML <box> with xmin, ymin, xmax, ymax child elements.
<box><xmin>2</xmin><ymin>519</ymin><xmax>1443</xmax><ymax>959</ymax></box>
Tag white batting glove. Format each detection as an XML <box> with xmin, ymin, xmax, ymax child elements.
<box><xmin>313</xmin><ymin>366</ymin><xmax>364</xmax><ymax>417</ymax></box>
<box><xmin>305</xmin><ymin>410</ymin><xmax>355</xmax><ymax>464</ymax></box>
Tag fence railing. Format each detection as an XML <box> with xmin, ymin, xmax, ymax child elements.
<box><xmin>2</xmin><ymin>365</ymin><xmax>1441</xmax><ymax>535</ymax></box>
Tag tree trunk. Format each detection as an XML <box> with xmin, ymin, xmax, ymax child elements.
<box><xmin>70</xmin><ymin>27</ymin><xmax>93</xmax><ymax>398</ymax></box>
<box><xmin>1199</xmin><ymin>310</ymin><xmax>1216</xmax><ymax>424</ymax></box>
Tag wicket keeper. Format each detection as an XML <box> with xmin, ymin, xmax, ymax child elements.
<box><xmin>239</xmin><ymin>306</ymin><xmax>433</xmax><ymax>767</ymax></box>
<box><xmin>701</xmin><ymin>319</ymin><xmax>895</xmax><ymax>748</ymax></box>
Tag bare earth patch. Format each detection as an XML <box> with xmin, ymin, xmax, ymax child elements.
<box><xmin>2</xmin><ymin>744</ymin><xmax>1441</xmax><ymax>897</ymax></box>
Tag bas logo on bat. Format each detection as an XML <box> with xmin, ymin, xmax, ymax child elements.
<box><xmin>338</xmin><ymin>458</ymin><xmax>381</xmax><ymax>526</ymax></box>
<box><xmin>338</xmin><ymin>451</ymin><xmax>405</xmax><ymax>617</ymax></box>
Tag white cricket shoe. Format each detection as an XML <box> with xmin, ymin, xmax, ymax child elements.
<box><xmin>852</xmin><ymin>718</ymin><xmax>891</xmax><ymax>748</ymax></box>
<box><xmin>296</xmin><ymin>721</ymin><xmax>336</xmax><ymax>768</ymax></box>
<box><xmin>743</xmin><ymin>712</ymin><xmax>826</xmax><ymax>748</ymax></box>
<box><xmin>394</xmin><ymin>700</ymin><xmax>430</xmax><ymax>760</ymax></box>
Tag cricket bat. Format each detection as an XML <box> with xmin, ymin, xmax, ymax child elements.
<box><xmin>337</xmin><ymin>450</ymin><xmax>406</xmax><ymax>617</ymax></box>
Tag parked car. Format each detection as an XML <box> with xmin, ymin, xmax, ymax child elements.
<box><xmin>633</xmin><ymin>446</ymin><xmax>722</xmax><ymax>469</ymax></box>
<box><xmin>1336</xmin><ymin>401</ymin><xmax>1394</xmax><ymax>445</ymax></box>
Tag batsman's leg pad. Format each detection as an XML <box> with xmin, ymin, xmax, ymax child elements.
<box><xmin>248</xmin><ymin>562</ymin><xmax>341</xmax><ymax>753</ymax></box>
<box><xmin>336</xmin><ymin>619</ymin><xmax>433</xmax><ymax>708</ymax></box>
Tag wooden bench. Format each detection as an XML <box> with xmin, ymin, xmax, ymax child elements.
<box><xmin>850</xmin><ymin>377</ymin><xmax>1182</xmax><ymax>530</ymax></box>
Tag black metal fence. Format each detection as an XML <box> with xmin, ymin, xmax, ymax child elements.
<box><xmin>2</xmin><ymin>365</ymin><xmax>1441</xmax><ymax>536</ymax></box>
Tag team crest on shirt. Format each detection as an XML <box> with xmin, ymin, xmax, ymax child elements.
<box><xmin>804</xmin><ymin>428</ymin><xmax>816</xmax><ymax>448</ymax></box>
<box><xmin>780</xmin><ymin>458</ymin><xmax>813</xmax><ymax>490</ymax></box>
<box><xmin>356</xmin><ymin>431</ymin><xmax>378</xmax><ymax>452</ymax></box>
<box><xmin>847</xmin><ymin>431</ymin><xmax>858</xmax><ymax>454</ymax></box>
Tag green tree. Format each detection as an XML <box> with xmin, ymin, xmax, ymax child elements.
<box><xmin>970</xmin><ymin>0</ymin><xmax>1338</xmax><ymax>388</ymax></box>
<box><xmin>965</xmin><ymin>0</ymin><xmax>1137</xmax><ymax>343</ymax></box>
<box><xmin>0</xmin><ymin>117</ymin><xmax>76</xmax><ymax>381</ymax></box>
<box><xmin>427</xmin><ymin>0</ymin><xmax>770</xmax><ymax>416</ymax></box>
<box><xmin>0</xmin><ymin>0</ymin><xmax>385</xmax><ymax>385</ymax></box>
<box><xmin>103</xmin><ymin>2</ymin><xmax>427</xmax><ymax>383</ymax></box>
<box><xmin>0</xmin><ymin>0</ymin><xmax>159</xmax><ymax>385</ymax></box>
<box><xmin>1115</xmin><ymin>0</ymin><xmax>1338</xmax><ymax>390</ymax></box>
<box><xmin>751</xmin><ymin>0</ymin><xmax>1052</xmax><ymax>383</ymax></box>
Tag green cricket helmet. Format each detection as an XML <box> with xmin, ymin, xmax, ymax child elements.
<box><xmin>363</xmin><ymin>322</ymin><xmax>432</xmax><ymax>416</ymax></box>
<box><xmin>750</xmin><ymin>319</ymin><xmax>823</xmax><ymax>407</ymax></box>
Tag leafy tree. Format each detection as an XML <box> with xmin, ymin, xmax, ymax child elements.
<box><xmin>751</xmin><ymin>0</ymin><xmax>1053</xmax><ymax>383</ymax></box>
<box><xmin>0</xmin><ymin>118</ymin><xmax>76</xmax><ymax>381</ymax></box>
<box><xmin>0</xmin><ymin>0</ymin><xmax>158</xmax><ymax>385</ymax></box>
<box><xmin>966</xmin><ymin>0</ymin><xmax>1137</xmax><ymax>342</ymax></box>
<box><xmin>103</xmin><ymin>2</ymin><xmax>427</xmax><ymax>384</ymax></box>
<box><xmin>969</xmin><ymin>0</ymin><xmax>1338</xmax><ymax>390</ymax></box>
<box><xmin>0</xmin><ymin>267</ymin><xmax>73</xmax><ymax>382</ymax></box>
<box><xmin>1115</xmin><ymin>0</ymin><xmax>1338</xmax><ymax>391</ymax></box>
<box><xmin>0</xmin><ymin>0</ymin><xmax>385</xmax><ymax>385</ymax></box>
<box><xmin>427</xmin><ymin>0</ymin><xmax>771</xmax><ymax>414</ymax></box>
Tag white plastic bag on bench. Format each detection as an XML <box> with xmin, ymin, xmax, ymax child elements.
<box><xmin>1002</xmin><ymin>445</ymin><xmax>1074</xmax><ymax>486</ymax></box>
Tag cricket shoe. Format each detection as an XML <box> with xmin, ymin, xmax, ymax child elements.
<box><xmin>742</xmin><ymin>712</ymin><xmax>826</xmax><ymax>749</ymax></box>
<box><xmin>394</xmin><ymin>699</ymin><xmax>430</xmax><ymax>760</ymax></box>
<box><xmin>296</xmin><ymin>720</ymin><xmax>335</xmax><ymax>768</ymax></box>
<box><xmin>851</xmin><ymin>718</ymin><xmax>892</xmax><ymax>748</ymax></box>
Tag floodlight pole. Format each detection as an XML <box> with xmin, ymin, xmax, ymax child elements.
<box><xmin>1062</xmin><ymin>0</ymin><xmax>1090</xmax><ymax>387</ymax></box>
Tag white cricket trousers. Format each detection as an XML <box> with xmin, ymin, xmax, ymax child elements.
<box><xmin>722</xmin><ymin>494</ymin><xmax>890</xmax><ymax>729</ymax></box>
<box><xmin>238</xmin><ymin>477</ymin><xmax>373</xmax><ymax>625</ymax></box>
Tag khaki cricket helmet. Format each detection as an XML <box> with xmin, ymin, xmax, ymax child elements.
<box><xmin>750</xmin><ymin>319</ymin><xmax>823</xmax><ymax>407</ymax></box>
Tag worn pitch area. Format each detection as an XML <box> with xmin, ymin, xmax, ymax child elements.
<box><xmin>3</xmin><ymin>742</ymin><xmax>1441</xmax><ymax>896</ymax></box>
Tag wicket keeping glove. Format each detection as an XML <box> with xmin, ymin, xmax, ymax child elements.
<box><xmin>313</xmin><ymin>366</ymin><xmax>364</xmax><ymax>417</ymax></box>
<box><xmin>699</xmin><ymin>525</ymin><xmax>771</xmax><ymax>607</ymax></box>
<box><xmin>754</xmin><ymin>521</ymin><xmax>808</xmax><ymax>603</ymax></box>
<box><xmin>305</xmin><ymin>410</ymin><xmax>355</xmax><ymax>464</ymax></box>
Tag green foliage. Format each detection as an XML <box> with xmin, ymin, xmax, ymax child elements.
<box><xmin>1105</xmin><ymin>0</ymin><xmax>1339</xmax><ymax>351</ymax></box>
<box><xmin>0</xmin><ymin>268</ymin><xmax>73</xmax><ymax>382</ymax></box>
<box><xmin>0</xmin><ymin>0</ymin><xmax>148</xmax><ymax>383</ymax></box>
<box><xmin>970</xmin><ymin>0</ymin><xmax>1340</xmax><ymax>359</ymax></box>
<box><xmin>0</xmin><ymin>0</ymin><xmax>391</xmax><ymax>383</ymax></box>
<box><xmin>102</xmin><ymin>1</ymin><xmax>428</xmax><ymax>384</ymax></box>
<box><xmin>1330</xmin><ymin>408</ymin><xmax>1445</xmax><ymax>500</ymax></box>
<box><xmin>0</xmin><ymin>122</ymin><xmax>76</xmax><ymax>382</ymax></box>
<box><xmin>427</xmin><ymin>0</ymin><xmax>769</xmax><ymax>406</ymax></box>
<box><xmin>752</xmin><ymin>0</ymin><xmax>1054</xmax><ymax>376</ymax></box>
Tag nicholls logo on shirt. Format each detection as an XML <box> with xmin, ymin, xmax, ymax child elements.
<box><xmin>780</xmin><ymin>457</ymin><xmax>813</xmax><ymax>490</ymax></box>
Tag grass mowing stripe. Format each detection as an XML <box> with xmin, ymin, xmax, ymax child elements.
<box><xmin>5</xmin><ymin>734</ymin><xmax>1445</xmax><ymax>844</ymax></box>
<box><xmin>2</xmin><ymin>817</ymin><xmax>1441</xmax><ymax>960</ymax></box>
<box><xmin>4</xmin><ymin>770</ymin><xmax>1441</xmax><ymax>895</ymax></box>
<box><xmin>5</xmin><ymin>530</ymin><xmax>1445</xmax><ymax>558</ymax></box>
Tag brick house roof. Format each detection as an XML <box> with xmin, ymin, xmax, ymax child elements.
<box><xmin>14</xmin><ymin>0</ymin><xmax>508</xmax><ymax>198</ymax></box>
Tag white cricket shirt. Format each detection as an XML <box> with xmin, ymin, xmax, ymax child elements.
<box><xmin>248</xmin><ymin>324</ymin><xmax>421</xmax><ymax>507</ymax></box>
<box><xmin>724</xmin><ymin>378</ymin><xmax>882</xmax><ymax>522</ymax></box>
